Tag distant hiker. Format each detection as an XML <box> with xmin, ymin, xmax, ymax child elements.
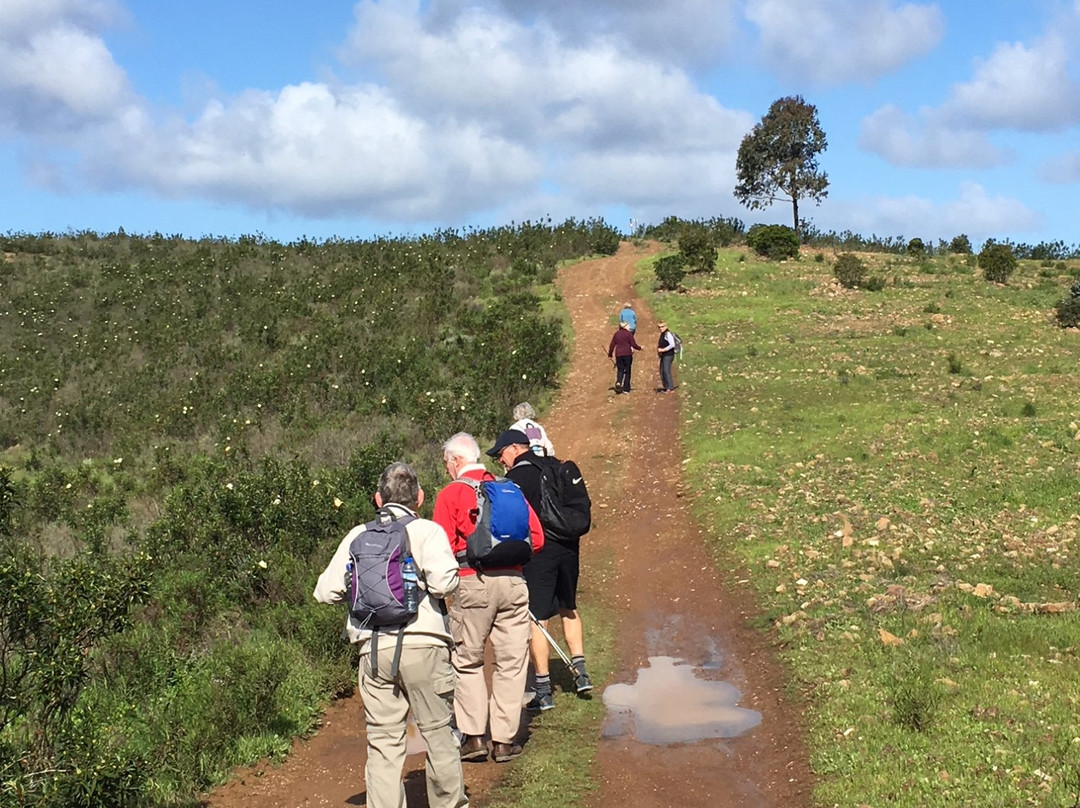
<box><xmin>492</xmin><ymin>434</ymin><xmax>593</xmax><ymax>712</ymax></box>
<box><xmin>619</xmin><ymin>301</ymin><xmax>637</xmax><ymax>334</ymax></box>
<box><xmin>314</xmin><ymin>462</ymin><xmax>467</xmax><ymax>808</ymax></box>
<box><xmin>657</xmin><ymin>321</ymin><xmax>677</xmax><ymax>393</ymax></box>
<box><xmin>509</xmin><ymin>401</ymin><xmax>555</xmax><ymax>457</ymax></box>
<box><xmin>607</xmin><ymin>321</ymin><xmax>642</xmax><ymax>393</ymax></box>
<box><xmin>433</xmin><ymin>432</ymin><xmax>545</xmax><ymax>764</ymax></box>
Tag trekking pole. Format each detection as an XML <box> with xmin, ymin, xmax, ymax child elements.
<box><xmin>529</xmin><ymin>611</ymin><xmax>577</xmax><ymax>675</ymax></box>
<box><xmin>600</xmin><ymin>346</ymin><xmax>614</xmax><ymax>368</ymax></box>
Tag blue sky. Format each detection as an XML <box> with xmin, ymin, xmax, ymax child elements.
<box><xmin>3</xmin><ymin>0</ymin><xmax>1080</xmax><ymax>246</ymax></box>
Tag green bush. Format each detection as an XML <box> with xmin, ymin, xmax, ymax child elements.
<box><xmin>906</xmin><ymin>237</ymin><xmax>926</xmax><ymax>256</ymax></box>
<box><xmin>833</xmin><ymin>253</ymin><xmax>867</xmax><ymax>289</ymax></box>
<box><xmin>654</xmin><ymin>254</ymin><xmax>688</xmax><ymax>291</ymax></box>
<box><xmin>677</xmin><ymin>224</ymin><xmax>717</xmax><ymax>272</ymax></box>
<box><xmin>978</xmin><ymin>242</ymin><xmax>1018</xmax><ymax>283</ymax></box>
<box><xmin>746</xmin><ymin>224</ymin><xmax>799</xmax><ymax>260</ymax></box>
<box><xmin>949</xmin><ymin>234</ymin><xmax>972</xmax><ymax>254</ymax></box>
<box><xmin>1054</xmin><ymin>295</ymin><xmax>1080</xmax><ymax>328</ymax></box>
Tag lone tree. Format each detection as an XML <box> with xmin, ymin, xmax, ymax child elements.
<box><xmin>734</xmin><ymin>96</ymin><xmax>829</xmax><ymax>238</ymax></box>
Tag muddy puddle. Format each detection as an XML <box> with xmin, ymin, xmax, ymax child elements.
<box><xmin>602</xmin><ymin>655</ymin><xmax>762</xmax><ymax>745</ymax></box>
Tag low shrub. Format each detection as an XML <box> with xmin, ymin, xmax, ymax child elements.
<box><xmin>746</xmin><ymin>224</ymin><xmax>799</xmax><ymax>260</ymax></box>
<box><xmin>833</xmin><ymin>253</ymin><xmax>867</xmax><ymax>289</ymax></box>
<box><xmin>978</xmin><ymin>243</ymin><xmax>1018</xmax><ymax>283</ymax></box>
<box><xmin>654</xmin><ymin>254</ymin><xmax>688</xmax><ymax>291</ymax></box>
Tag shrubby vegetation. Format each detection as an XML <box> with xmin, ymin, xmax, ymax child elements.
<box><xmin>0</xmin><ymin>217</ymin><xmax>619</xmax><ymax>806</ymax></box>
<box><xmin>978</xmin><ymin>241</ymin><xmax>1018</xmax><ymax>283</ymax></box>
<box><xmin>746</xmin><ymin>224</ymin><xmax>799</xmax><ymax>260</ymax></box>
<box><xmin>1054</xmin><ymin>281</ymin><xmax>1080</xmax><ymax>328</ymax></box>
<box><xmin>653</xmin><ymin>254</ymin><xmax>688</xmax><ymax>291</ymax></box>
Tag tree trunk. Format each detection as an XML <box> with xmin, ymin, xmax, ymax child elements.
<box><xmin>792</xmin><ymin>196</ymin><xmax>800</xmax><ymax>239</ymax></box>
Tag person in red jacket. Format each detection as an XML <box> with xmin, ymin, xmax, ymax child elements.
<box><xmin>607</xmin><ymin>321</ymin><xmax>643</xmax><ymax>393</ymax></box>
<box><xmin>433</xmin><ymin>431</ymin><xmax>544</xmax><ymax>764</ymax></box>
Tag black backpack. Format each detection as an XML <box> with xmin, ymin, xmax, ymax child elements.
<box><xmin>517</xmin><ymin>456</ymin><xmax>591</xmax><ymax>543</ymax></box>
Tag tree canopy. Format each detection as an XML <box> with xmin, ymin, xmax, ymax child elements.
<box><xmin>734</xmin><ymin>95</ymin><xmax>829</xmax><ymax>238</ymax></box>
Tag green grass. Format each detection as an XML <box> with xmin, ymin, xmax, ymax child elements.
<box><xmin>646</xmin><ymin>247</ymin><xmax>1080</xmax><ymax>807</ymax></box>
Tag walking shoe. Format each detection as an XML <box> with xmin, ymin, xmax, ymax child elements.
<box><xmin>459</xmin><ymin>734</ymin><xmax>488</xmax><ymax>762</ymax></box>
<box><xmin>574</xmin><ymin>671</ymin><xmax>594</xmax><ymax>693</ymax></box>
<box><xmin>526</xmin><ymin>691</ymin><xmax>555</xmax><ymax>712</ymax></box>
<box><xmin>492</xmin><ymin>742</ymin><xmax>523</xmax><ymax>763</ymax></box>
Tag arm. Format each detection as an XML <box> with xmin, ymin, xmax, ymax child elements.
<box><xmin>527</xmin><ymin>502</ymin><xmax>545</xmax><ymax>553</ymax></box>
<box><xmin>631</xmin><ymin>335</ymin><xmax>642</xmax><ymax>351</ymax></box>
<box><xmin>607</xmin><ymin>334</ymin><xmax>616</xmax><ymax>357</ymax></box>
<box><xmin>313</xmin><ymin>527</ymin><xmax>361</xmax><ymax>604</ymax></box>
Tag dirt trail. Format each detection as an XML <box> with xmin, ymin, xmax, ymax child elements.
<box><xmin>204</xmin><ymin>242</ymin><xmax>811</xmax><ymax>808</ymax></box>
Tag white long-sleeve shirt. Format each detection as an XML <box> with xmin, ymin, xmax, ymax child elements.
<box><xmin>313</xmin><ymin>502</ymin><xmax>459</xmax><ymax>649</ymax></box>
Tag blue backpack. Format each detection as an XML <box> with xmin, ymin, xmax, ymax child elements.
<box><xmin>454</xmin><ymin>477</ymin><xmax>532</xmax><ymax>570</ymax></box>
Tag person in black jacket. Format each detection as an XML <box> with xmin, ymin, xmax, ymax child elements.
<box><xmin>487</xmin><ymin>431</ymin><xmax>593</xmax><ymax>712</ymax></box>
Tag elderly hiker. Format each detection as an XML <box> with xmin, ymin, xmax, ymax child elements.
<box><xmin>313</xmin><ymin>462</ymin><xmax>467</xmax><ymax>808</ymax></box>
<box><xmin>657</xmin><ymin>321</ymin><xmax>678</xmax><ymax>393</ymax></box>
<box><xmin>489</xmin><ymin>430</ymin><xmax>593</xmax><ymax>713</ymax></box>
<box><xmin>433</xmin><ymin>432</ymin><xmax>545</xmax><ymax>764</ymax></box>
<box><xmin>619</xmin><ymin>301</ymin><xmax>637</xmax><ymax>334</ymax></box>
<box><xmin>509</xmin><ymin>401</ymin><xmax>555</xmax><ymax>457</ymax></box>
<box><xmin>607</xmin><ymin>320</ymin><xmax>643</xmax><ymax>393</ymax></box>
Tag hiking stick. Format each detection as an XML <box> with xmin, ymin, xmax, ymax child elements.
<box><xmin>529</xmin><ymin>611</ymin><xmax>577</xmax><ymax>674</ymax></box>
<box><xmin>600</xmin><ymin>346</ymin><xmax>615</xmax><ymax>368</ymax></box>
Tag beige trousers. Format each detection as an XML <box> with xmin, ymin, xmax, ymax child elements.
<box><xmin>449</xmin><ymin>572</ymin><xmax>531</xmax><ymax>744</ymax></box>
<box><xmin>359</xmin><ymin>644</ymin><xmax>468</xmax><ymax>808</ymax></box>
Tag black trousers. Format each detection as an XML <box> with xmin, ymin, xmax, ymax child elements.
<box><xmin>615</xmin><ymin>355</ymin><xmax>634</xmax><ymax>391</ymax></box>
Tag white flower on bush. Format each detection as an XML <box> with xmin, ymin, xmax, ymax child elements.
<box><xmin>272</xmin><ymin>496</ymin><xmax>281</xmax><ymax>505</ymax></box>
<box><xmin>257</xmin><ymin>560</ymin><xmax>268</xmax><ymax>569</ymax></box>
<box><xmin>225</xmin><ymin>482</ymin><xmax>234</xmax><ymax>490</ymax></box>
<box><xmin>333</xmin><ymin>497</ymin><xmax>344</xmax><ymax>508</ymax></box>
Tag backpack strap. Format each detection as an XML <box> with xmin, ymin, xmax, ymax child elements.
<box><xmin>366</xmin><ymin>506</ymin><xmax>416</xmax><ymax>678</ymax></box>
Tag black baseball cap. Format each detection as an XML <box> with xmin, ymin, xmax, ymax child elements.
<box><xmin>485</xmin><ymin>429</ymin><xmax>530</xmax><ymax>457</ymax></box>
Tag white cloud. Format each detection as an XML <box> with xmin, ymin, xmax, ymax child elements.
<box><xmin>858</xmin><ymin>104</ymin><xmax>1010</xmax><ymax>168</ymax></box>
<box><xmin>0</xmin><ymin>0</ymin><xmax>131</xmax><ymax>131</ymax></box>
<box><xmin>745</xmin><ymin>0</ymin><xmax>943</xmax><ymax>84</ymax></box>
<box><xmin>822</xmin><ymin>182</ymin><xmax>1040</xmax><ymax>242</ymax></box>
<box><xmin>1037</xmin><ymin>151</ymin><xmax>1080</xmax><ymax>184</ymax></box>
<box><xmin>87</xmin><ymin>82</ymin><xmax>542</xmax><ymax>220</ymax></box>
<box><xmin>940</xmin><ymin>36</ymin><xmax>1080</xmax><ymax>131</ymax></box>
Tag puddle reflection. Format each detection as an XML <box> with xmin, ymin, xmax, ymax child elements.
<box><xmin>602</xmin><ymin>655</ymin><xmax>762</xmax><ymax>745</ymax></box>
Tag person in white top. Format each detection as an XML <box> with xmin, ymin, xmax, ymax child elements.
<box><xmin>509</xmin><ymin>401</ymin><xmax>555</xmax><ymax>456</ymax></box>
<box><xmin>314</xmin><ymin>462</ymin><xmax>467</xmax><ymax>808</ymax></box>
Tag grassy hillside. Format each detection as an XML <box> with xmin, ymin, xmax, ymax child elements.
<box><xmin>0</xmin><ymin>219</ymin><xmax>618</xmax><ymax>807</ymax></box>
<box><xmin>649</xmin><ymin>245</ymin><xmax>1080</xmax><ymax>807</ymax></box>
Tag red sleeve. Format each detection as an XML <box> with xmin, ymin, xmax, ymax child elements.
<box><xmin>527</xmin><ymin>501</ymin><xmax>545</xmax><ymax>552</ymax></box>
<box><xmin>631</xmin><ymin>335</ymin><xmax>642</xmax><ymax>350</ymax></box>
<box><xmin>607</xmin><ymin>333</ymin><xmax>616</xmax><ymax>357</ymax></box>
<box><xmin>432</xmin><ymin>484</ymin><xmax>470</xmax><ymax>557</ymax></box>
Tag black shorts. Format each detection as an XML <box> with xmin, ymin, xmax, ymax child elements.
<box><xmin>524</xmin><ymin>540</ymin><xmax>579</xmax><ymax>620</ymax></box>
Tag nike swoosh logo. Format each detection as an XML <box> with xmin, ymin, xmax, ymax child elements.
<box><xmin>571</xmin><ymin>477</ymin><xmax>582</xmax><ymax>484</ymax></box>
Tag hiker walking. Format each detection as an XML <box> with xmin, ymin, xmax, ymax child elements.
<box><xmin>433</xmin><ymin>432</ymin><xmax>545</xmax><ymax>764</ymax></box>
<box><xmin>619</xmin><ymin>301</ymin><xmax>637</xmax><ymax>334</ymax></box>
<box><xmin>509</xmin><ymin>401</ymin><xmax>554</xmax><ymax>457</ymax></box>
<box><xmin>657</xmin><ymin>321</ymin><xmax>678</xmax><ymax>394</ymax></box>
<box><xmin>492</xmin><ymin>433</ymin><xmax>593</xmax><ymax>712</ymax></box>
<box><xmin>607</xmin><ymin>321</ymin><xmax>642</xmax><ymax>393</ymax></box>
<box><xmin>313</xmin><ymin>462</ymin><xmax>467</xmax><ymax>808</ymax></box>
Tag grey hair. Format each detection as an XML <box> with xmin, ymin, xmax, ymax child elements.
<box><xmin>623</xmin><ymin>301</ymin><xmax>633</xmax><ymax>309</ymax></box>
<box><xmin>512</xmin><ymin>402</ymin><xmax>536</xmax><ymax>420</ymax></box>
<box><xmin>377</xmin><ymin>462</ymin><xmax>421</xmax><ymax>509</ymax></box>
<box><xmin>443</xmin><ymin>432</ymin><xmax>480</xmax><ymax>463</ymax></box>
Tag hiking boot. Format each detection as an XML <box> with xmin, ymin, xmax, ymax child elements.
<box><xmin>526</xmin><ymin>691</ymin><xmax>555</xmax><ymax>712</ymax></box>
<box><xmin>459</xmin><ymin>734</ymin><xmax>488</xmax><ymax>762</ymax></box>
<box><xmin>574</xmin><ymin>671</ymin><xmax>594</xmax><ymax>694</ymax></box>
<box><xmin>492</xmin><ymin>742</ymin><xmax>523</xmax><ymax>763</ymax></box>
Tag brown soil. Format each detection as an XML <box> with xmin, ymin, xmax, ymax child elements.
<box><xmin>204</xmin><ymin>242</ymin><xmax>812</xmax><ymax>808</ymax></box>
